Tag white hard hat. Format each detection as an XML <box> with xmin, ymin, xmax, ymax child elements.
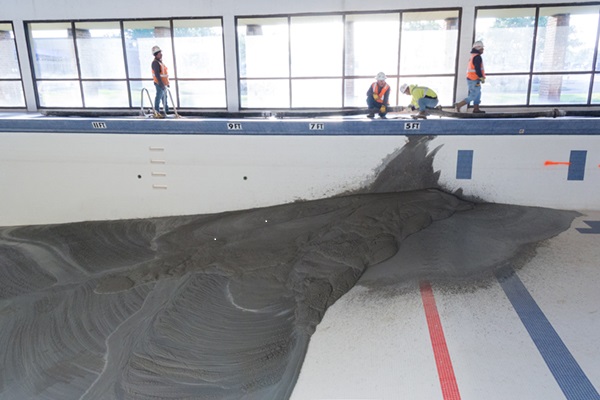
<box><xmin>152</xmin><ymin>45</ymin><xmax>162</xmax><ymax>55</ymax></box>
<box><xmin>400</xmin><ymin>83</ymin><xmax>409</xmax><ymax>93</ymax></box>
<box><xmin>375</xmin><ymin>72</ymin><xmax>387</xmax><ymax>81</ymax></box>
<box><xmin>472</xmin><ymin>41</ymin><xmax>484</xmax><ymax>50</ymax></box>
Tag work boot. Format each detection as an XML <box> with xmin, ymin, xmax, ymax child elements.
<box><xmin>153</xmin><ymin>112</ymin><xmax>165</xmax><ymax>119</ymax></box>
<box><xmin>473</xmin><ymin>105</ymin><xmax>486</xmax><ymax>114</ymax></box>
<box><xmin>416</xmin><ymin>111</ymin><xmax>427</xmax><ymax>119</ymax></box>
<box><xmin>454</xmin><ymin>100</ymin><xmax>467</xmax><ymax>113</ymax></box>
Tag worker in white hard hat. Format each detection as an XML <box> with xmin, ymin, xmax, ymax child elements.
<box><xmin>455</xmin><ymin>41</ymin><xmax>486</xmax><ymax>114</ymax></box>
<box><xmin>366</xmin><ymin>72</ymin><xmax>391</xmax><ymax>119</ymax></box>
<box><xmin>400</xmin><ymin>83</ymin><xmax>439</xmax><ymax>119</ymax></box>
<box><xmin>151</xmin><ymin>45</ymin><xmax>170</xmax><ymax>118</ymax></box>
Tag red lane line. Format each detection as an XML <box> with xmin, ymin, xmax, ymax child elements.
<box><xmin>420</xmin><ymin>280</ymin><xmax>462</xmax><ymax>400</ymax></box>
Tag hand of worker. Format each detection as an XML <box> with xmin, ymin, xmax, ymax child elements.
<box><xmin>410</xmin><ymin>105</ymin><xmax>416</xmax><ymax>111</ymax></box>
<box><xmin>373</xmin><ymin>94</ymin><xmax>379</xmax><ymax>101</ymax></box>
<box><xmin>480</xmin><ymin>78</ymin><xmax>486</xmax><ymax>84</ymax></box>
<box><xmin>380</xmin><ymin>105</ymin><xmax>386</xmax><ymax>113</ymax></box>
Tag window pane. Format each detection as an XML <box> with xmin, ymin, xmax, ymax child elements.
<box><xmin>592</xmin><ymin>75</ymin><xmax>600</xmax><ymax>103</ymax></box>
<box><xmin>174</xmin><ymin>19</ymin><xmax>225</xmax><ymax>79</ymax></box>
<box><xmin>178</xmin><ymin>80</ymin><xmax>226</xmax><ymax>108</ymax></box>
<box><xmin>534</xmin><ymin>6</ymin><xmax>599</xmax><ymax>72</ymax></box>
<box><xmin>237</xmin><ymin>17</ymin><xmax>289</xmax><ymax>78</ymax></box>
<box><xmin>82</xmin><ymin>80</ymin><xmax>129</xmax><ymax>107</ymax></box>
<box><xmin>344</xmin><ymin>14</ymin><xmax>399</xmax><ymax>77</ymax></box>
<box><xmin>37</xmin><ymin>80</ymin><xmax>82</xmax><ymax>107</ymax></box>
<box><xmin>130</xmin><ymin>80</ymin><xmax>178</xmax><ymax>109</ymax></box>
<box><xmin>398</xmin><ymin>76</ymin><xmax>454</xmax><ymax>107</ymax></box>
<box><xmin>0</xmin><ymin>23</ymin><xmax>21</xmax><ymax>79</ymax></box>
<box><xmin>0</xmin><ymin>81</ymin><xmax>25</xmax><ymax>107</ymax></box>
<box><xmin>129</xmin><ymin>80</ymin><xmax>153</xmax><ymax>108</ymax></box>
<box><xmin>291</xmin><ymin>79</ymin><xmax>342</xmax><ymax>107</ymax></box>
<box><xmin>290</xmin><ymin>15</ymin><xmax>343</xmax><ymax>77</ymax></box>
<box><xmin>240</xmin><ymin>79</ymin><xmax>290</xmax><ymax>108</ymax></box>
<box><xmin>400</xmin><ymin>11</ymin><xmax>459</xmax><ymax>75</ymax></box>
<box><xmin>481</xmin><ymin>75</ymin><xmax>530</xmax><ymax>105</ymax></box>
<box><xmin>530</xmin><ymin>74</ymin><xmax>591</xmax><ymax>104</ymax></box>
<box><xmin>476</xmin><ymin>8</ymin><xmax>536</xmax><ymax>73</ymax></box>
<box><xmin>124</xmin><ymin>20</ymin><xmax>173</xmax><ymax>80</ymax></box>
<box><xmin>29</xmin><ymin>22</ymin><xmax>78</xmax><ymax>79</ymax></box>
<box><xmin>75</xmin><ymin>22</ymin><xmax>126</xmax><ymax>79</ymax></box>
<box><xmin>345</xmin><ymin>77</ymin><xmax>399</xmax><ymax>107</ymax></box>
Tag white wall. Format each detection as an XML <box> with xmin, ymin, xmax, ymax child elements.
<box><xmin>2</xmin><ymin>130</ymin><xmax>599</xmax><ymax>226</ymax></box>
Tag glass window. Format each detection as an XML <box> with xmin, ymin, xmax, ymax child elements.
<box><xmin>592</xmin><ymin>75</ymin><xmax>600</xmax><ymax>103</ymax></box>
<box><xmin>0</xmin><ymin>81</ymin><xmax>25</xmax><ymax>107</ymax></box>
<box><xmin>29</xmin><ymin>22</ymin><xmax>78</xmax><ymax>79</ymax></box>
<box><xmin>344</xmin><ymin>13</ymin><xmax>400</xmax><ymax>77</ymax></box>
<box><xmin>82</xmin><ymin>80</ymin><xmax>129</xmax><ymax>107</ymax></box>
<box><xmin>0</xmin><ymin>23</ymin><xmax>21</xmax><ymax>79</ymax></box>
<box><xmin>174</xmin><ymin>19</ymin><xmax>225</xmax><ymax>79</ymax></box>
<box><xmin>400</xmin><ymin>11</ymin><xmax>459</xmax><ymax>75</ymax></box>
<box><xmin>534</xmin><ymin>6</ymin><xmax>600</xmax><ymax>72</ymax></box>
<box><xmin>291</xmin><ymin>78</ymin><xmax>342</xmax><ymax>107</ymax></box>
<box><xmin>482</xmin><ymin>74</ymin><xmax>530</xmax><ymax>105</ymax></box>
<box><xmin>290</xmin><ymin>15</ymin><xmax>343</xmax><ymax>77</ymax></box>
<box><xmin>37</xmin><ymin>80</ymin><xmax>82</xmax><ymax>107</ymax></box>
<box><xmin>75</xmin><ymin>22</ymin><xmax>126</xmax><ymax>79</ymax></box>
<box><xmin>237</xmin><ymin>17</ymin><xmax>289</xmax><ymax>78</ymax></box>
<box><xmin>123</xmin><ymin>20</ymin><xmax>173</xmax><ymax>80</ymax></box>
<box><xmin>178</xmin><ymin>80</ymin><xmax>226</xmax><ymax>108</ymax></box>
<box><xmin>0</xmin><ymin>23</ymin><xmax>25</xmax><ymax>107</ymax></box>
<box><xmin>240</xmin><ymin>79</ymin><xmax>290</xmax><ymax>108</ymax></box>
<box><xmin>475</xmin><ymin>8</ymin><xmax>536</xmax><ymax>73</ymax></box>
<box><xmin>530</xmin><ymin>73</ymin><xmax>591</xmax><ymax>104</ymax></box>
<box><xmin>131</xmin><ymin>81</ymin><xmax>178</xmax><ymax>109</ymax></box>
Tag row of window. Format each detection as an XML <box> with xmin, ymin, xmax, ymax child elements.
<box><xmin>1</xmin><ymin>4</ymin><xmax>600</xmax><ymax>110</ymax></box>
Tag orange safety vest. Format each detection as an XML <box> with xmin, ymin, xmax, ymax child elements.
<box><xmin>152</xmin><ymin>60</ymin><xmax>170</xmax><ymax>86</ymax></box>
<box><xmin>466</xmin><ymin>53</ymin><xmax>485</xmax><ymax>80</ymax></box>
<box><xmin>372</xmin><ymin>82</ymin><xmax>390</xmax><ymax>104</ymax></box>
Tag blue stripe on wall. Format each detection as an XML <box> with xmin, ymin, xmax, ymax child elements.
<box><xmin>496</xmin><ymin>267</ymin><xmax>600</xmax><ymax>400</ymax></box>
<box><xmin>456</xmin><ymin>150</ymin><xmax>473</xmax><ymax>179</ymax></box>
<box><xmin>568</xmin><ymin>150</ymin><xmax>587</xmax><ymax>181</ymax></box>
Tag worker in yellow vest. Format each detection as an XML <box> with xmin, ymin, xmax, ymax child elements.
<box><xmin>455</xmin><ymin>41</ymin><xmax>485</xmax><ymax>114</ymax></box>
<box><xmin>151</xmin><ymin>45</ymin><xmax>170</xmax><ymax>118</ymax></box>
<box><xmin>400</xmin><ymin>83</ymin><xmax>439</xmax><ymax>119</ymax></box>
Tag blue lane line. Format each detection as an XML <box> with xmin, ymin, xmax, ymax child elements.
<box><xmin>495</xmin><ymin>267</ymin><xmax>600</xmax><ymax>400</ymax></box>
<box><xmin>456</xmin><ymin>149</ymin><xmax>474</xmax><ymax>179</ymax></box>
<box><xmin>576</xmin><ymin>221</ymin><xmax>600</xmax><ymax>234</ymax></box>
<box><xmin>567</xmin><ymin>150</ymin><xmax>587</xmax><ymax>181</ymax></box>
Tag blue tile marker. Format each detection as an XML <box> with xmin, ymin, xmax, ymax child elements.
<box><xmin>567</xmin><ymin>150</ymin><xmax>587</xmax><ymax>181</ymax></box>
<box><xmin>496</xmin><ymin>267</ymin><xmax>600</xmax><ymax>400</ymax></box>
<box><xmin>576</xmin><ymin>221</ymin><xmax>600</xmax><ymax>234</ymax></box>
<box><xmin>456</xmin><ymin>150</ymin><xmax>474</xmax><ymax>179</ymax></box>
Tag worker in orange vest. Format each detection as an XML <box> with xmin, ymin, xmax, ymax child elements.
<box><xmin>151</xmin><ymin>45</ymin><xmax>170</xmax><ymax>118</ymax></box>
<box><xmin>366</xmin><ymin>72</ymin><xmax>391</xmax><ymax>119</ymax></box>
<box><xmin>455</xmin><ymin>41</ymin><xmax>485</xmax><ymax>114</ymax></box>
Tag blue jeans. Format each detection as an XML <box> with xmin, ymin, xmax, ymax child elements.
<box><xmin>417</xmin><ymin>97</ymin><xmax>438</xmax><ymax>111</ymax></box>
<box><xmin>154</xmin><ymin>84</ymin><xmax>169</xmax><ymax>114</ymax></box>
<box><xmin>464</xmin><ymin>79</ymin><xmax>482</xmax><ymax>105</ymax></box>
<box><xmin>366</xmin><ymin>97</ymin><xmax>387</xmax><ymax>116</ymax></box>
